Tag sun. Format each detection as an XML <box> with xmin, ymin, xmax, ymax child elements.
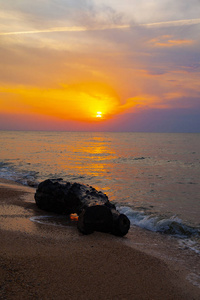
<box><xmin>96</xmin><ymin>111</ymin><xmax>102</xmax><ymax>118</ymax></box>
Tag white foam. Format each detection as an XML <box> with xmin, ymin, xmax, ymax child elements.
<box><xmin>178</xmin><ymin>239</ymin><xmax>200</xmax><ymax>255</ymax></box>
<box><xmin>30</xmin><ymin>215</ymin><xmax>67</xmax><ymax>227</ymax></box>
<box><xmin>117</xmin><ymin>206</ymin><xmax>200</xmax><ymax>237</ymax></box>
<box><xmin>186</xmin><ymin>273</ymin><xmax>200</xmax><ymax>288</ymax></box>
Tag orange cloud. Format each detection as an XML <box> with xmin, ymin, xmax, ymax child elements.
<box><xmin>0</xmin><ymin>80</ymin><xmax>165</xmax><ymax>123</ymax></box>
<box><xmin>149</xmin><ymin>35</ymin><xmax>195</xmax><ymax>47</ymax></box>
<box><xmin>0</xmin><ymin>82</ymin><xmax>143</xmax><ymax>122</ymax></box>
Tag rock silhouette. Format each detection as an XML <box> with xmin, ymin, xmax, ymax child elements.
<box><xmin>35</xmin><ymin>179</ymin><xmax>130</xmax><ymax>236</ymax></box>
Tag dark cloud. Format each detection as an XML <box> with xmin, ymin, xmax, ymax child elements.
<box><xmin>164</xmin><ymin>97</ymin><xmax>200</xmax><ymax>109</ymax></box>
<box><xmin>1</xmin><ymin>106</ymin><xmax>199</xmax><ymax>132</ymax></box>
<box><xmin>104</xmin><ymin>107</ymin><xmax>200</xmax><ymax>133</ymax></box>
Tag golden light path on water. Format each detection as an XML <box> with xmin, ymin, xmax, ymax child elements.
<box><xmin>0</xmin><ymin>131</ymin><xmax>200</xmax><ymax>227</ymax></box>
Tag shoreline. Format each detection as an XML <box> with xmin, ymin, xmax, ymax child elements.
<box><xmin>0</xmin><ymin>178</ymin><xmax>200</xmax><ymax>299</ymax></box>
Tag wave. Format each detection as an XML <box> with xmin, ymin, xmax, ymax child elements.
<box><xmin>0</xmin><ymin>160</ymin><xmax>95</xmax><ymax>188</ymax></box>
<box><xmin>0</xmin><ymin>160</ymin><xmax>39</xmax><ymax>187</ymax></box>
<box><xmin>178</xmin><ymin>238</ymin><xmax>200</xmax><ymax>255</ymax></box>
<box><xmin>113</xmin><ymin>156</ymin><xmax>148</xmax><ymax>164</ymax></box>
<box><xmin>117</xmin><ymin>206</ymin><xmax>200</xmax><ymax>238</ymax></box>
<box><xmin>1</xmin><ymin>159</ymin><xmax>199</xmax><ymax>240</ymax></box>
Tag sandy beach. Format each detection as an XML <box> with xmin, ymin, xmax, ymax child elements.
<box><xmin>0</xmin><ymin>178</ymin><xmax>199</xmax><ymax>300</ymax></box>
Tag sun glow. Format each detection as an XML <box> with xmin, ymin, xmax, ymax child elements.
<box><xmin>0</xmin><ymin>82</ymin><xmax>135</xmax><ymax>123</ymax></box>
<box><xmin>96</xmin><ymin>111</ymin><xmax>102</xmax><ymax>118</ymax></box>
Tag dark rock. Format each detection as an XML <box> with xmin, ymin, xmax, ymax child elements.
<box><xmin>110</xmin><ymin>209</ymin><xmax>130</xmax><ymax>236</ymax></box>
<box><xmin>35</xmin><ymin>179</ymin><xmax>73</xmax><ymax>214</ymax></box>
<box><xmin>35</xmin><ymin>179</ymin><xmax>130</xmax><ymax>236</ymax></box>
<box><xmin>77</xmin><ymin>206</ymin><xmax>130</xmax><ymax>236</ymax></box>
<box><xmin>77</xmin><ymin>205</ymin><xmax>113</xmax><ymax>235</ymax></box>
<box><xmin>35</xmin><ymin>179</ymin><xmax>115</xmax><ymax>214</ymax></box>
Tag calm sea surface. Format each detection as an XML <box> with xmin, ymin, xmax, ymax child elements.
<box><xmin>0</xmin><ymin>131</ymin><xmax>199</xmax><ymax>235</ymax></box>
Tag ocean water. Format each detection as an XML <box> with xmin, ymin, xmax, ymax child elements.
<box><xmin>0</xmin><ymin>131</ymin><xmax>200</xmax><ymax>239</ymax></box>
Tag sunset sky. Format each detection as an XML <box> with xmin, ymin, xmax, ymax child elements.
<box><xmin>0</xmin><ymin>0</ymin><xmax>200</xmax><ymax>132</ymax></box>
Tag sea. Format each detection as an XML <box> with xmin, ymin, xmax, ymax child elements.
<box><xmin>0</xmin><ymin>130</ymin><xmax>200</xmax><ymax>286</ymax></box>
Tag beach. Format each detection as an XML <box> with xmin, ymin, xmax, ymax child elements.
<box><xmin>0</xmin><ymin>178</ymin><xmax>199</xmax><ymax>299</ymax></box>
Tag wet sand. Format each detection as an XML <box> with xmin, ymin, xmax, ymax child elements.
<box><xmin>0</xmin><ymin>179</ymin><xmax>199</xmax><ymax>299</ymax></box>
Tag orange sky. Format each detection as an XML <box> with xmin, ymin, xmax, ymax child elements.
<box><xmin>0</xmin><ymin>1</ymin><xmax>200</xmax><ymax>131</ymax></box>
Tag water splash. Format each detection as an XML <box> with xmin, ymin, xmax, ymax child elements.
<box><xmin>117</xmin><ymin>206</ymin><xmax>200</xmax><ymax>238</ymax></box>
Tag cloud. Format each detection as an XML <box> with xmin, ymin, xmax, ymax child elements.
<box><xmin>1</xmin><ymin>18</ymin><xmax>200</xmax><ymax>36</ymax></box>
<box><xmin>0</xmin><ymin>0</ymin><xmax>200</xmax><ymax>132</ymax></box>
<box><xmin>0</xmin><ymin>0</ymin><xmax>127</xmax><ymax>33</ymax></box>
<box><xmin>148</xmin><ymin>35</ymin><xmax>195</xmax><ymax>48</ymax></box>
<box><xmin>1</xmin><ymin>0</ymin><xmax>200</xmax><ymax>38</ymax></box>
<box><xmin>93</xmin><ymin>0</ymin><xmax>200</xmax><ymax>24</ymax></box>
<box><xmin>1</xmin><ymin>106</ymin><xmax>199</xmax><ymax>132</ymax></box>
<box><xmin>102</xmin><ymin>105</ymin><xmax>200</xmax><ymax>133</ymax></box>
<box><xmin>0</xmin><ymin>82</ymin><xmax>136</xmax><ymax>122</ymax></box>
<box><xmin>144</xmin><ymin>18</ymin><xmax>200</xmax><ymax>28</ymax></box>
<box><xmin>0</xmin><ymin>24</ymin><xmax>131</xmax><ymax>36</ymax></box>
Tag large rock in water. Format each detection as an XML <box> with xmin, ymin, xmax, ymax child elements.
<box><xmin>35</xmin><ymin>179</ymin><xmax>130</xmax><ymax>236</ymax></box>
